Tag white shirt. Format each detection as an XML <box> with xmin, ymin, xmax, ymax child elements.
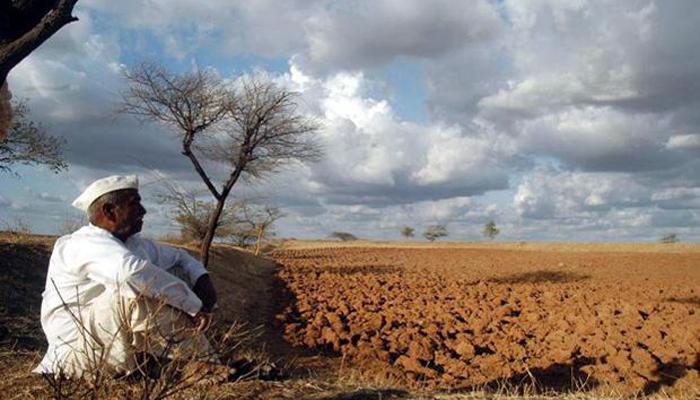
<box><xmin>34</xmin><ymin>224</ymin><xmax>208</xmax><ymax>374</ymax></box>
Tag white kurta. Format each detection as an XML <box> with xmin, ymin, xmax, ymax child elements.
<box><xmin>34</xmin><ymin>224</ymin><xmax>208</xmax><ymax>374</ymax></box>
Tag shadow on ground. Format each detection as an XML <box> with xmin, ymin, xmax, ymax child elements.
<box><xmin>488</xmin><ymin>269</ymin><xmax>590</xmax><ymax>285</ymax></box>
<box><xmin>664</xmin><ymin>295</ymin><xmax>700</xmax><ymax>306</ymax></box>
<box><xmin>452</xmin><ymin>356</ymin><xmax>599</xmax><ymax>395</ymax></box>
<box><xmin>313</xmin><ymin>388</ymin><xmax>410</xmax><ymax>400</ymax></box>
<box><xmin>0</xmin><ymin>240</ymin><xmax>52</xmax><ymax>351</ymax></box>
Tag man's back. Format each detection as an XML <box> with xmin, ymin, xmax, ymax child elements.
<box><xmin>35</xmin><ymin>224</ymin><xmax>206</xmax><ymax>374</ymax></box>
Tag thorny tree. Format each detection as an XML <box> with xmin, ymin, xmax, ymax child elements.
<box><xmin>0</xmin><ymin>100</ymin><xmax>67</xmax><ymax>173</ymax></box>
<box><xmin>122</xmin><ymin>62</ymin><xmax>321</xmax><ymax>267</ymax></box>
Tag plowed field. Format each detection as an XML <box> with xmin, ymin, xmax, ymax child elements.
<box><xmin>272</xmin><ymin>245</ymin><xmax>700</xmax><ymax>395</ymax></box>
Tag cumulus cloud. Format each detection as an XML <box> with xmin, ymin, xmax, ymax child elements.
<box><xmin>300</xmin><ymin>0</ymin><xmax>501</xmax><ymax>73</ymax></box>
<box><xmin>8</xmin><ymin>12</ymin><xmax>197</xmax><ymax>175</ymax></box>
<box><xmin>278</xmin><ymin>66</ymin><xmax>511</xmax><ymax>206</ymax></box>
<box><xmin>514</xmin><ymin>107</ymin><xmax>677</xmax><ymax>171</ymax></box>
<box><xmin>514</xmin><ymin>168</ymin><xmax>652</xmax><ymax>219</ymax></box>
<box><xmin>5</xmin><ymin>0</ymin><xmax>700</xmax><ymax>241</ymax></box>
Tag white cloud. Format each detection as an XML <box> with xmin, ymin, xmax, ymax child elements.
<box><xmin>280</xmin><ymin>66</ymin><xmax>511</xmax><ymax>205</ymax></box>
<box><xmin>665</xmin><ymin>134</ymin><xmax>700</xmax><ymax>150</ymax></box>
<box><xmin>513</xmin><ymin>107</ymin><xmax>674</xmax><ymax>171</ymax></box>
<box><xmin>514</xmin><ymin>168</ymin><xmax>651</xmax><ymax>219</ymax></box>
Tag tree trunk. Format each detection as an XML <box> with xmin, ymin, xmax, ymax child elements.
<box><xmin>199</xmin><ymin>197</ymin><xmax>226</xmax><ymax>268</ymax></box>
<box><xmin>199</xmin><ymin>166</ymin><xmax>244</xmax><ymax>268</ymax></box>
<box><xmin>254</xmin><ymin>225</ymin><xmax>264</xmax><ymax>256</ymax></box>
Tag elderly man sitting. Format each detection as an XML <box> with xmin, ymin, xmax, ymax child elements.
<box><xmin>34</xmin><ymin>175</ymin><xmax>219</xmax><ymax>377</ymax></box>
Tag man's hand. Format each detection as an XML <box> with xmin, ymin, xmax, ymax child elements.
<box><xmin>193</xmin><ymin>311</ymin><xmax>213</xmax><ymax>331</ymax></box>
<box><xmin>192</xmin><ymin>274</ymin><xmax>217</xmax><ymax>313</ymax></box>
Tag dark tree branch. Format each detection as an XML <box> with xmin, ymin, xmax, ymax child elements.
<box><xmin>0</xmin><ymin>0</ymin><xmax>79</xmax><ymax>85</ymax></box>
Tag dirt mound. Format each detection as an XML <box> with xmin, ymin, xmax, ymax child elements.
<box><xmin>0</xmin><ymin>236</ymin><xmax>279</xmax><ymax>352</ymax></box>
<box><xmin>199</xmin><ymin>245</ymin><xmax>279</xmax><ymax>329</ymax></box>
<box><xmin>273</xmin><ymin>247</ymin><xmax>700</xmax><ymax>395</ymax></box>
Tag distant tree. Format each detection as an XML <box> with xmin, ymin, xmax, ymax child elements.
<box><xmin>401</xmin><ymin>226</ymin><xmax>415</xmax><ymax>239</ymax></box>
<box><xmin>0</xmin><ymin>100</ymin><xmax>67</xmax><ymax>174</ymax></box>
<box><xmin>122</xmin><ymin>62</ymin><xmax>321</xmax><ymax>267</ymax></box>
<box><xmin>660</xmin><ymin>233</ymin><xmax>679</xmax><ymax>244</ymax></box>
<box><xmin>228</xmin><ymin>203</ymin><xmax>284</xmax><ymax>255</ymax></box>
<box><xmin>329</xmin><ymin>232</ymin><xmax>358</xmax><ymax>241</ymax></box>
<box><xmin>423</xmin><ymin>224</ymin><xmax>448</xmax><ymax>242</ymax></box>
<box><xmin>482</xmin><ymin>220</ymin><xmax>500</xmax><ymax>240</ymax></box>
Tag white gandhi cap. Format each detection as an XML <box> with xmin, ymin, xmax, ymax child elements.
<box><xmin>71</xmin><ymin>175</ymin><xmax>139</xmax><ymax>212</ymax></box>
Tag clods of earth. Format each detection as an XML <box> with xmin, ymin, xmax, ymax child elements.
<box><xmin>272</xmin><ymin>246</ymin><xmax>700</xmax><ymax>394</ymax></box>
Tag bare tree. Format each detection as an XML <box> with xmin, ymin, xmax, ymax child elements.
<box><xmin>423</xmin><ymin>224</ymin><xmax>448</xmax><ymax>242</ymax></box>
<box><xmin>228</xmin><ymin>203</ymin><xmax>283</xmax><ymax>255</ymax></box>
<box><xmin>157</xmin><ymin>185</ymin><xmax>236</xmax><ymax>245</ymax></box>
<box><xmin>1</xmin><ymin>1</ymin><xmax>80</xmax><ymax>140</ymax></box>
<box><xmin>0</xmin><ymin>100</ymin><xmax>67</xmax><ymax>173</ymax></box>
<box><xmin>122</xmin><ymin>63</ymin><xmax>321</xmax><ymax>267</ymax></box>
<box><xmin>400</xmin><ymin>226</ymin><xmax>415</xmax><ymax>239</ymax></box>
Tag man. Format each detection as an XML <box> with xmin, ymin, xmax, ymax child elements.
<box><xmin>34</xmin><ymin>174</ymin><xmax>219</xmax><ymax>377</ymax></box>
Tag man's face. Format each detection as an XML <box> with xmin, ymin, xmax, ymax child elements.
<box><xmin>112</xmin><ymin>189</ymin><xmax>147</xmax><ymax>239</ymax></box>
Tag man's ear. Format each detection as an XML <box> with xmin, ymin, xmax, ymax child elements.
<box><xmin>102</xmin><ymin>202</ymin><xmax>117</xmax><ymax>222</ymax></box>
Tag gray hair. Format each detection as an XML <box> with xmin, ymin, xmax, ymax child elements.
<box><xmin>86</xmin><ymin>189</ymin><xmax>132</xmax><ymax>224</ymax></box>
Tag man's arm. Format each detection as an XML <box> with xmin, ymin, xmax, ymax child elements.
<box><xmin>192</xmin><ymin>273</ymin><xmax>217</xmax><ymax>313</ymax></box>
<box><xmin>86</xmin><ymin>252</ymin><xmax>203</xmax><ymax>316</ymax></box>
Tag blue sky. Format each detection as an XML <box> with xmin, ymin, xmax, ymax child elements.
<box><xmin>2</xmin><ymin>0</ymin><xmax>700</xmax><ymax>242</ymax></box>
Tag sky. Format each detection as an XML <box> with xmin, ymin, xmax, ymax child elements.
<box><xmin>2</xmin><ymin>0</ymin><xmax>700</xmax><ymax>242</ymax></box>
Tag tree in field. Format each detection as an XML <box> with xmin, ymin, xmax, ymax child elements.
<box><xmin>660</xmin><ymin>233</ymin><xmax>679</xmax><ymax>244</ymax></box>
<box><xmin>0</xmin><ymin>100</ymin><xmax>67</xmax><ymax>173</ymax></box>
<box><xmin>1</xmin><ymin>0</ymin><xmax>80</xmax><ymax>140</ymax></box>
<box><xmin>482</xmin><ymin>220</ymin><xmax>500</xmax><ymax>240</ymax></box>
<box><xmin>329</xmin><ymin>232</ymin><xmax>357</xmax><ymax>241</ymax></box>
<box><xmin>401</xmin><ymin>225</ymin><xmax>415</xmax><ymax>239</ymax></box>
<box><xmin>231</xmin><ymin>203</ymin><xmax>284</xmax><ymax>255</ymax></box>
<box><xmin>122</xmin><ymin>62</ymin><xmax>321</xmax><ymax>267</ymax></box>
<box><xmin>423</xmin><ymin>224</ymin><xmax>447</xmax><ymax>242</ymax></box>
